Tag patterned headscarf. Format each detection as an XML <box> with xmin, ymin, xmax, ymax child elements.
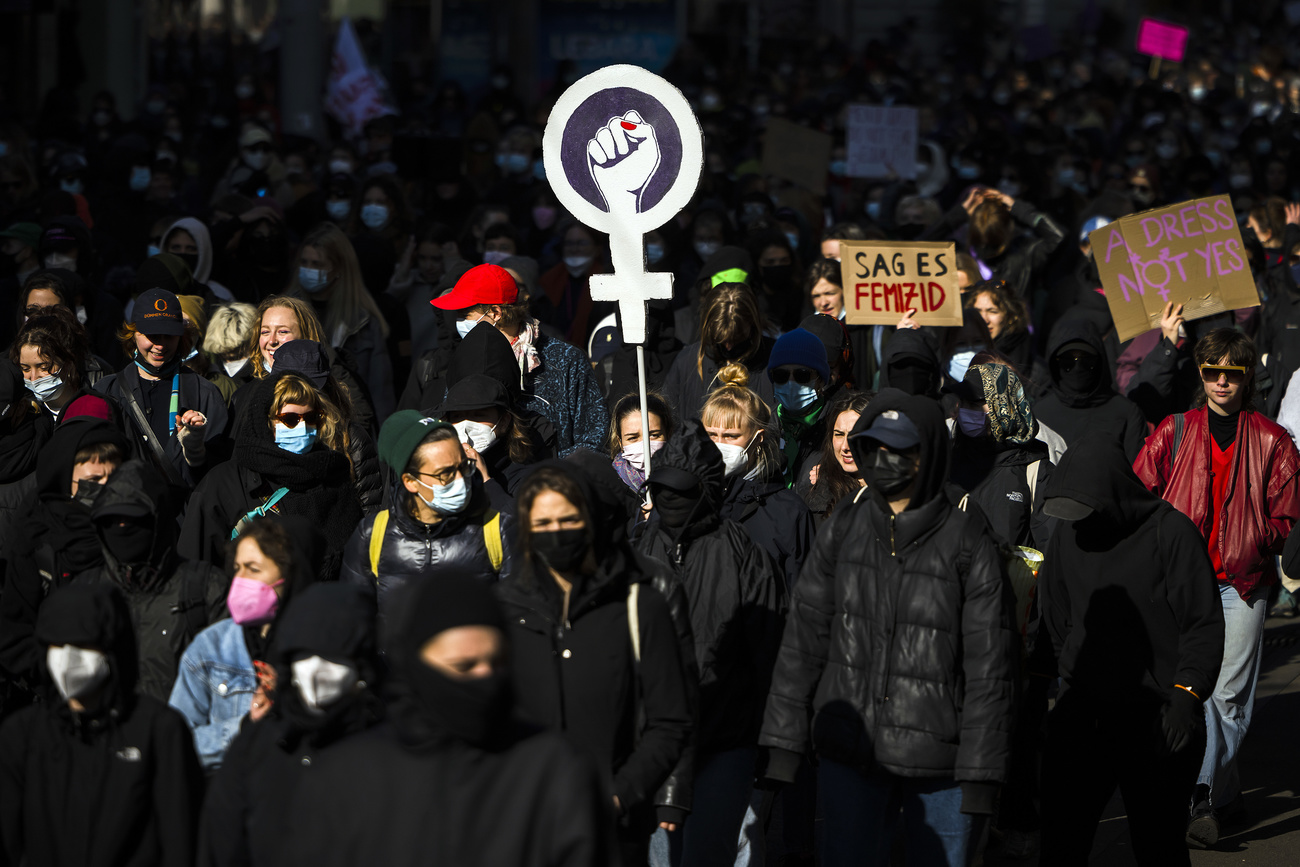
<box><xmin>971</xmin><ymin>362</ymin><xmax>1037</xmax><ymax>445</ymax></box>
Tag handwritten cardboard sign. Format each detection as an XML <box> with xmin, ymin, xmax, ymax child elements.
<box><xmin>840</xmin><ymin>241</ymin><xmax>962</xmax><ymax>327</ymax></box>
<box><xmin>1088</xmin><ymin>195</ymin><xmax>1260</xmax><ymax>343</ymax></box>
<box><xmin>1136</xmin><ymin>18</ymin><xmax>1189</xmax><ymax>63</ymax></box>
<box><xmin>846</xmin><ymin>105</ymin><xmax>918</xmax><ymax>180</ymax></box>
<box><xmin>761</xmin><ymin>118</ymin><xmax>832</xmax><ymax>195</ymax></box>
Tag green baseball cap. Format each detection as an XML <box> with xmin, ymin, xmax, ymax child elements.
<box><xmin>0</xmin><ymin>222</ymin><xmax>41</xmax><ymax>250</ymax></box>
<box><xmin>377</xmin><ymin>410</ymin><xmax>455</xmax><ymax>474</ymax></box>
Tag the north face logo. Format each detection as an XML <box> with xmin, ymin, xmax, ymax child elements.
<box><xmin>115</xmin><ymin>747</ymin><xmax>142</xmax><ymax>762</ymax></box>
<box><xmin>1007</xmin><ymin>491</ymin><xmax>1025</xmax><ymax>504</ymax></box>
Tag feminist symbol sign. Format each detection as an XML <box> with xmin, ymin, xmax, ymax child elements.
<box><xmin>543</xmin><ymin>65</ymin><xmax>704</xmax><ymax>344</ymax></box>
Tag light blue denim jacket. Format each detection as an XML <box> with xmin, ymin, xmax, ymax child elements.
<box><xmin>168</xmin><ymin>618</ymin><xmax>255</xmax><ymax>770</ymax></box>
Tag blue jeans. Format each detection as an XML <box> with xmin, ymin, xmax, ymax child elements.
<box><xmin>1199</xmin><ymin>583</ymin><xmax>1268</xmax><ymax>808</ymax></box>
<box><xmin>649</xmin><ymin>747</ymin><xmax>756</xmax><ymax>867</ymax></box>
<box><xmin>819</xmin><ymin>760</ymin><xmax>983</xmax><ymax>867</ymax></box>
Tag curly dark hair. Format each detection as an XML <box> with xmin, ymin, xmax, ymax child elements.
<box><xmin>9</xmin><ymin>307</ymin><xmax>89</xmax><ymax>392</ymax></box>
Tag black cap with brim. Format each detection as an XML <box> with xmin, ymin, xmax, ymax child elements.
<box><xmin>272</xmin><ymin>339</ymin><xmax>330</xmax><ymax>388</ymax></box>
<box><xmin>132</xmin><ymin>287</ymin><xmax>186</xmax><ymax>336</ymax></box>
<box><xmin>851</xmin><ymin>409</ymin><xmax>921</xmax><ymax>451</ymax></box>
<box><xmin>1053</xmin><ymin>340</ymin><xmax>1096</xmax><ymax>359</ymax></box>
<box><xmin>437</xmin><ymin>374</ymin><xmax>511</xmax><ymax>415</ymax></box>
<box><xmin>645</xmin><ymin>466</ymin><xmax>700</xmax><ymax>493</ymax></box>
<box><xmin>1042</xmin><ymin>497</ymin><xmax>1095</xmax><ymax>521</ymax></box>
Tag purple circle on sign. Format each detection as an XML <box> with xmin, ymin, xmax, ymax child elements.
<box><xmin>560</xmin><ymin>86</ymin><xmax>683</xmax><ymax>215</ymax></box>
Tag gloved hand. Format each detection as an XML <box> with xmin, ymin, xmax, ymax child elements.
<box><xmin>1160</xmin><ymin>687</ymin><xmax>1204</xmax><ymax>754</ymax></box>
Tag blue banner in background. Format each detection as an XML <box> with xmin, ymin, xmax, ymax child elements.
<box><xmin>537</xmin><ymin>0</ymin><xmax>678</xmax><ymax>95</ymax></box>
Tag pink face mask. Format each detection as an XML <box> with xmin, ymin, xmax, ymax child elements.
<box><xmin>226</xmin><ymin>576</ymin><xmax>283</xmax><ymax>625</ymax></box>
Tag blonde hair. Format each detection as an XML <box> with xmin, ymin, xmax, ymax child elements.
<box><xmin>289</xmin><ymin>224</ymin><xmax>390</xmax><ymax>345</ymax></box>
<box><xmin>269</xmin><ymin>373</ymin><xmax>352</xmax><ymax>474</ymax></box>
<box><xmin>700</xmin><ymin>363</ymin><xmax>781</xmax><ymax>481</ymax></box>
<box><xmin>246</xmin><ymin>296</ymin><xmax>327</xmax><ymax>378</ymax></box>
<box><xmin>206</xmin><ymin>302</ymin><xmax>257</xmax><ymax>356</ymax></box>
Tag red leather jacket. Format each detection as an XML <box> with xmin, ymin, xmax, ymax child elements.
<box><xmin>1133</xmin><ymin>407</ymin><xmax>1300</xmax><ymax>599</ymax></box>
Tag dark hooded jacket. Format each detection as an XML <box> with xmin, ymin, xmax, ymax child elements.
<box><xmin>1032</xmin><ymin>439</ymin><xmax>1225</xmax><ymax>714</ymax></box>
<box><xmin>877</xmin><ymin>327</ymin><xmax>944</xmax><ymax>398</ymax></box>
<box><xmin>76</xmin><ymin>461</ymin><xmax>230</xmax><ymax>702</ymax></box>
<box><xmin>662</xmin><ymin>335</ymin><xmax>777</xmax><ymax>423</ymax></box>
<box><xmin>1032</xmin><ymin>319</ymin><xmax>1148</xmax><ymax>463</ymax></box>
<box><xmin>0</xmin><ymin>361</ymin><xmax>52</xmax><ymax>565</ymax></box>
<box><xmin>1257</xmin><ymin>264</ymin><xmax>1300</xmax><ymax>416</ymax></box>
<box><xmin>0</xmin><ymin>583</ymin><xmax>203</xmax><ymax>867</ymax></box>
<box><xmin>497</xmin><ymin>460</ymin><xmax>692</xmax><ymax>840</ymax></box>
<box><xmin>759</xmin><ymin>390</ymin><xmax>1015</xmax><ymax>811</ymax></box>
<box><xmin>177</xmin><ymin>373</ymin><xmax>363</xmax><ymax>581</ymax></box>
<box><xmin>199</xmin><ymin>584</ymin><xmax>385</xmax><ymax>867</ymax></box>
<box><xmin>0</xmin><ymin>419</ymin><xmax>131</xmax><ymax>691</ymax></box>
<box><xmin>340</xmin><ymin>472</ymin><xmax>517</xmax><ymax>631</ymax></box>
<box><xmin>280</xmin><ymin>573</ymin><xmax>615</xmax><ymax>867</ymax></box>
<box><xmin>719</xmin><ymin>473</ymin><xmax>817</xmax><ymax>594</ymax></box>
<box><xmin>637</xmin><ymin>420</ymin><xmax>786</xmax><ymax>757</ymax></box>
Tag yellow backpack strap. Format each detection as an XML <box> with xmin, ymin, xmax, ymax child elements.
<box><xmin>483</xmin><ymin>510</ymin><xmax>503</xmax><ymax>572</ymax></box>
<box><xmin>369</xmin><ymin>510</ymin><xmax>390</xmax><ymax>580</ymax></box>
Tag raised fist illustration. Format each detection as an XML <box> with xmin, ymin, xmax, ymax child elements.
<box><xmin>587</xmin><ymin>110</ymin><xmax>661</xmax><ymax>215</ymax></box>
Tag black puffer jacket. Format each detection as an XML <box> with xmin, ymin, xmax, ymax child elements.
<box><xmin>347</xmin><ymin>423</ymin><xmax>383</xmax><ymax>512</ymax></box>
<box><xmin>340</xmin><ymin>475</ymin><xmax>516</xmax><ymax>630</ymax></box>
<box><xmin>0</xmin><ymin>583</ymin><xmax>203</xmax><ymax>867</ymax></box>
<box><xmin>76</xmin><ymin>461</ymin><xmax>230</xmax><ymax>702</ymax></box>
<box><xmin>1033</xmin><ymin>318</ymin><xmax>1148</xmax><ymax>462</ymax></box>
<box><xmin>760</xmin><ymin>391</ymin><xmax>1015</xmax><ymax>808</ymax></box>
<box><xmin>719</xmin><ymin>474</ymin><xmax>816</xmax><ymax>593</ymax></box>
<box><xmin>637</xmin><ymin>421</ymin><xmax>786</xmax><ymax>758</ymax></box>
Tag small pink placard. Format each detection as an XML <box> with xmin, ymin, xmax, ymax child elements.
<box><xmin>1136</xmin><ymin>18</ymin><xmax>1189</xmax><ymax>62</ymax></box>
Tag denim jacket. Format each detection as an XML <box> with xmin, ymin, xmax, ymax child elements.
<box><xmin>168</xmin><ymin>617</ymin><xmax>255</xmax><ymax>770</ymax></box>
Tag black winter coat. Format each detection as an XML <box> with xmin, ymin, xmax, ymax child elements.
<box><xmin>497</xmin><ymin>554</ymin><xmax>692</xmax><ymax>824</ymax></box>
<box><xmin>346</xmin><ymin>423</ymin><xmax>383</xmax><ymax>512</ymax></box>
<box><xmin>662</xmin><ymin>339</ymin><xmax>776</xmax><ymax>421</ymax></box>
<box><xmin>950</xmin><ymin>435</ymin><xmax>1056</xmax><ymax>550</ymax></box>
<box><xmin>720</xmin><ymin>474</ymin><xmax>816</xmax><ymax>593</ymax></box>
<box><xmin>761</xmin><ymin>391</ymin><xmax>1016</xmax><ymax>793</ymax></box>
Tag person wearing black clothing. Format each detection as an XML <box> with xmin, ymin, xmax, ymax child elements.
<box><xmin>497</xmin><ymin>462</ymin><xmax>692</xmax><ymax>863</ymax></box>
<box><xmin>759</xmin><ymin>389</ymin><xmax>1015</xmax><ymax>867</ymax></box>
<box><xmin>280</xmin><ymin>571</ymin><xmax>615</xmax><ymax>867</ymax></box>
<box><xmin>876</xmin><ymin>327</ymin><xmax>944</xmax><ymax>398</ymax></box>
<box><xmin>0</xmin><ymin>583</ymin><xmax>203</xmax><ymax>867</ymax></box>
<box><xmin>1035</xmin><ymin>439</ymin><xmax>1225</xmax><ymax>867</ymax></box>
<box><xmin>78</xmin><ymin>460</ymin><xmax>230</xmax><ymax>701</ymax></box>
<box><xmin>637</xmin><ymin>419</ymin><xmax>786</xmax><ymax>866</ymax></box>
<box><xmin>1034</xmin><ymin>319</ymin><xmax>1148</xmax><ymax>462</ymax></box>
<box><xmin>201</xmin><ymin>583</ymin><xmax>385</xmax><ymax>867</ymax></box>
<box><xmin>0</xmin><ymin>359</ymin><xmax>52</xmax><ymax>558</ymax></box>
<box><xmin>0</xmin><ymin>418</ymin><xmax>129</xmax><ymax>698</ymax></box>
<box><xmin>178</xmin><ymin>372</ymin><xmax>362</xmax><ymax>582</ymax></box>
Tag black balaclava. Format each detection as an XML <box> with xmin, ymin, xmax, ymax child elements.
<box><xmin>394</xmin><ymin>570</ymin><xmax>513</xmax><ymax>748</ymax></box>
<box><xmin>888</xmin><ymin>358</ymin><xmax>939</xmax><ymax>397</ymax></box>
<box><xmin>100</xmin><ymin>516</ymin><xmax>154</xmax><ymax>565</ymax></box>
<box><xmin>652</xmin><ymin>484</ymin><xmax>703</xmax><ymax>529</ymax></box>
<box><xmin>1054</xmin><ymin>342</ymin><xmax>1103</xmax><ymax>397</ymax></box>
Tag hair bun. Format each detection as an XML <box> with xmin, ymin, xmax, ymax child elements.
<box><xmin>717</xmin><ymin>362</ymin><xmax>750</xmax><ymax>388</ymax></box>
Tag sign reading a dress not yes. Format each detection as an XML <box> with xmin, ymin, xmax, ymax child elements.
<box><xmin>1088</xmin><ymin>194</ymin><xmax>1260</xmax><ymax>343</ymax></box>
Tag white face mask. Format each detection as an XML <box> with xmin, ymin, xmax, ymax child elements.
<box><xmin>621</xmin><ymin>439</ymin><xmax>666</xmax><ymax>472</ymax></box>
<box><xmin>482</xmin><ymin>250</ymin><xmax>511</xmax><ymax>266</ymax></box>
<box><xmin>46</xmin><ymin>645</ymin><xmax>111</xmax><ymax>702</ymax></box>
<box><xmin>44</xmin><ymin>253</ymin><xmax>76</xmax><ymax>272</ymax></box>
<box><xmin>564</xmin><ymin>255</ymin><xmax>592</xmax><ymax>277</ymax></box>
<box><xmin>244</xmin><ymin>150</ymin><xmax>270</xmax><ymax>171</ymax></box>
<box><xmin>291</xmin><ymin>656</ymin><xmax>360</xmax><ymax>715</ymax></box>
<box><xmin>328</xmin><ymin>159</ymin><xmax>354</xmax><ymax>175</ymax></box>
<box><xmin>453</xmin><ymin>419</ymin><xmax>498</xmax><ymax>453</ymax></box>
<box><xmin>223</xmin><ymin>358</ymin><xmax>246</xmax><ymax>377</ymax></box>
<box><xmin>455</xmin><ymin>317</ymin><xmax>480</xmax><ymax>339</ymax></box>
<box><xmin>715</xmin><ymin>431</ymin><xmax>760</xmax><ymax>478</ymax></box>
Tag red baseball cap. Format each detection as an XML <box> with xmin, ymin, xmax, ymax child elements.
<box><xmin>431</xmin><ymin>264</ymin><xmax>519</xmax><ymax>311</ymax></box>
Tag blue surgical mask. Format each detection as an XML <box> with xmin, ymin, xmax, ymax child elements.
<box><xmin>360</xmin><ymin>203</ymin><xmax>389</xmax><ymax>229</ymax></box>
<box><xmin>784</xmin><ymin>231</ymin><xmax>800</xmax><ymax>251</ymax></box>
<box><xmin>947</xmin><ymin>349</ymin><xmax>977</xmax><ymax>382</ymax></box>
<box><xmin>24</xmin><ymin>373</ymin><xmax>62</xmax><ymax>403</ymax></box>
<box><xmin>957</xmin><ymin>407</ymin><xmax>989</xmax><ymax>438</ymax></box>
<box><xmin>146</xmin><ymin>244</ymin><xmax>161</xmax><ymax>258</ymax></box>
<box><xmin>958</xmin><ymin>164</ymin><xmax>980</xmax><ymax>180</ymax></box>
<box><xmin>274</xmin><ymin>422</ymin><xmax>318</xmax><ymax>454</ymax></box>
<box><xmin>299</xmin><ymin>266</ymin><xmax>330</xmax><ymax>292</ymax></box>
<box><xmin>865</xmin><ymin>200</ymin><xmax>882</xmax><ymax>221</ymax></box>
<box><xmin>414</xmin><ymin>472</ymin><xmax>470</xmax><ymax>515</ymax></box>
<box><xmin>774</xmin><ymin>381</ymin><xmax>819</xmax><ymax>411</ymax></box>
<box><xmin>829</xmin><ymin>160</ymin><xmax>847</xmax><ymax>178</ymax></box>
<box><xmin>325</xmin><ymin>199</ymin><xmax>351</xmax><ymax>221</ymax></box>
<box><xmin>60</xmin><ymin>178</ymin><xmax>84</xmax><ymax>196</ymax></box>
<box><xmin>532</xmin><ymin>160</ymin><xmax>547</xmax><ymax>182</ymax></box>
<box><xmin>129</xmin><ymin>166</ymin><xmax>151</xmax><ymax>191</ymax></box>
<box><xmin>502</xmin><ymin>153</ymin><xmax>530</xmax><ymax>175</ymax></box>
<box><xmin>455</xmin><ymin>317</ymin><xmax>479</xmax><ymax>339</ymax></box>
<box><xmin>646</xmin><ymin>243</ymin><xmax>665</xmax><ymax>265</ymax></box>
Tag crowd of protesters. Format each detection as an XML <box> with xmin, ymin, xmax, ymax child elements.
<box><xmin>4</xmin><ymin>8</ymin><xmax>1300</xmax><ymax>866</ymax></box>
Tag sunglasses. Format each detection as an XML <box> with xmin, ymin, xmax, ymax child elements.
<box><xmin>272</xmin><ymin>410</ymin><xmax>322</xmax><ymax>428</ymax></box>
<box><xmin>1058</xmin><ymin>355</ymin><xmax>1099</xmax><ymax>373</ymax></box>
<box><xmin>770</xmin><ymin>367</ymin><xmax>817</xmax><ymax>386</ymax></box>
<box><xmin>1199</xmin><ymin>364</ymin><xmax>1247</xmax><ymax>385</ymax></box>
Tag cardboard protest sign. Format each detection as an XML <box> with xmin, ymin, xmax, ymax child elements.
<box><xmin>840</xmin><ymin>241</ymin><xmax>963</xmax><ymax>327</ymax></box>
<box><xmin>846</xmin><ymin>106</ymin><xmax>918</xmax><ymax>180</ymax></box>
<box><xmin>1136</xmin><ymin>18</ymin><xmax>1189</xmax><ymax>63</ymax></box>
<box><xmin>1088</xmin><ymin>195</ymin><xmax>1260</xmax><ymax>343</ymax></box>
<box><xmin>761</xmin><ymin>118</ymin><xmax>832</xmax><ymax>195</ymax></box>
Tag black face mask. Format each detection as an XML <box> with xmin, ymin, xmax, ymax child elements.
<box><xmin>531</xmin><ymin>528</ymin><xmax>588</xmax><ymax>573</ymax></box>
<box><xmin>1056</xmin><ymin>353</ymin><xmax>1103</xmax><ymax>395</ymax></box>
<box><xmin>74</xmin><ymin>479</ymin><xmax>104</xmax><ymax>509</ymax></box>
<box><xmin>654</xmin><ymin>487</ymin><xmax>702</xmax><ymax>529</ymax></box>
<box><xmin>761</xmin><ymin>264</ymin><xmax>794</xmax><ymax>293</ymax></box>
<box><xmin>888</xmin><ymin>361</ymin><xmax>936</xmax><ymax>396</ymax></box>
<box><xmin>407</xmin><ymin>662</ymin><xmax>512</xmax><ymax>747</ymax></box>
<box><xmin>242</xmin><ymin>232</ymin><xmax>286</xmax><ymax>267</ymax></box>
<box><xmin>870</xmin><ymin>449</ymin><xmax>917</xmax><ymax>498</ymax></box>
<box><xmin>100</xmin><ymin>518</ymin><xmax>154</xmax><ymax>565</ymax></box>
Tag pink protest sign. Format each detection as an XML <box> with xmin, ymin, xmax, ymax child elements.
<box><xmin>1136</xmin><ymin>18</ymin><xmax>1189</xmax><ymax>63</ymax></box>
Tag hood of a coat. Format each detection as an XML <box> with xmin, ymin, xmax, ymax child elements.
<box><xmin>0</xmin><ymin>359</ymin><xmax>51</xmax><ymax>483</ymax></box>
<box><xmin>1046</xmin><ymin>317</ymin><xmax>1114</xmax><ymax>407</ymax></box>
<box><xmin>445</xmin><ymin>320</ymin><xmax>523</xmax><ymax>396</ymax></box>
<box><xmin>849</xmin><ymin>388</ymin><xmax>951</xmax><ymax>511</ymax></box>
<box><xmin>90</xmin><ymin>459</ymin><xmax>177</xmax><ymax>584</ymax></box>
<box><xmin>34</xmin><ymin>418</ymin><xmax>132</xmax><ymax>501</ymax></box>
<box><xmin>35</xmin><ymin>582</ymin><xmax>138</xmax><ymax>718</ymax></box>
<box><xmin>1043</xmin><ymin>437</ymin><xmax>1162</xmax><ymax>529</ymax></box>
<box><xmin>879</xmin><ymin>328</ymin><xmax>943</xmax><ymax>396</ymax></box>
<box><xmin>653</xmin><ymin>418</ymin><xmax>726</xmax><ymax>511</ymax></box>
<box><xmin>162</xmin><ymin>217</ymin><xmax>215</xmax><ymax>283</ymax></box>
